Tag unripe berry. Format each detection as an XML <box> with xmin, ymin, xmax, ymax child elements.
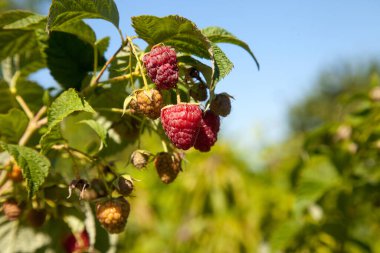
<box><xmin>210</xmin><ymin>93</ymin><xmax>232</xmax><ymax>117</ymax></box>
<box><xmin>96</xmin><ymin>198</ymin><xmax>130</xmax><ymax>234</ymax></box>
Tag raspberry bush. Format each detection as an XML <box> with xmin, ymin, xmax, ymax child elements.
<box><xmin>0</xmin><ymin>0</ymin><xmax>258</xmax><ymax>251</ymax></box>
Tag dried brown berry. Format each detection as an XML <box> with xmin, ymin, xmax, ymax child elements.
<box><xmin>117</xmin><ymin>176</ymin><xmax>134</xmax><ymax>196</ymax></box>
<box><xmin>154</xmin><ymin>152</ymin><xmax>182</xmax><ymax>184</ymax></box>
<box><xmin>129</xmin><ymin>89</ymin><xmax>163</xmax><ymax>119</ymax></box>
<box><xmin>2</xmin><ymin>199</ymin><xmax>22</xmax><ymax>221</ymax></box>
<box><xmin>210</xmin><ymin>93</ymin><xmax>232</xmax><ymax>117</ymax></box>
<box><xmin>27</xmin><ymin>208</ymin><xmax>47</xmax><ymax>227</ymax></box>
<box><xmin>130</xmin><ymin>150</ymin><xmax>151</xmax><ymax>169</ymax></box>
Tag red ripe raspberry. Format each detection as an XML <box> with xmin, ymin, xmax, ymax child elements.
<box><xmin>96</xmin><ymin>198</ymin><xmax>130</xmax><ymax>234</ymax></box>
<box><xmin>142</xmin><ymin>45</ymin><xmax>178</xmax><ymax>90</ymax></box>
<box><xmin>161</xmin><ymin>103</ymin><xmax>202</xmax><ymax>150</ymax></box>
<box><xmin>63</xmin><ymin>230</ymin><xmax>89</xmax><ymax>253</ymax></box>
<box><xmin>194</xmin><ymin>110</ymin><xmax>220</xmax><ymax>152</ymax></box>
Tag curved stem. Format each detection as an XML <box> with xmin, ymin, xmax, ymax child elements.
<box><xmin>127</xmin><ymin>37</ymin><xmax>149</xmax><ymax>89</ymax></box>
<box><xmin>18</xmin><ymin>106</ymin><xmax>47</xmax><ymax>146</ymax></box>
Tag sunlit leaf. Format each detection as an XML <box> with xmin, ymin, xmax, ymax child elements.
<box><xmin>0</xmin><ymin>142</ymin><xmax>50</xmax><ymax>197</ymax></box>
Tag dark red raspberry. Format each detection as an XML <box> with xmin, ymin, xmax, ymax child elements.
<box><xmin>142</xmin><ymin>45</ymin><xmax>178</xmax><ymax>90</ymax></box>
<box><xmin>210</xmin><ymin>93</ymin><xmax>232</xmax><ymax>117</ymax></box>
<box><xmin>154</xmin><ymin>152</ymin><xmax>182</xmax><ymax>184</ymax></box>
<box><xmin>194</xmin><ymin>110</ymin><xmax>220</xmax><ymax>152</ymax></box>
<box><xmin>63</xmin><ymin>230</ymin><xmax>89</xmax><ymax>253</ymax></box>
<box><xmin>160</xmin><ymin>103</ymin><xmax>202</xmax><ymax>150</ymax></box>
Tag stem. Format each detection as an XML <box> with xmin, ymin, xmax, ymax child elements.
<box><xmin>89</xmin><ymin>43</ymin><xmax>126</xmax><ymax>88</ymax></box>
<box><xmin>127</xmin><ymin>37</ymin><xmax>149</xmax><ymax>89</ymax></box>
<box><xmin>15</xmin><ymin>95</ymin><xmax>34</xmax><ymax>120</ymax></box>
<box><xmin>95</xmin><ymin>107</ymin><xmax>131</xmax><ymax>114</ymax></box>
<box><xmin>92</xmin><ymin>44</ymin><xmax>99</xmax><ymax>83</ymax></box>
<box><xmin>176</xmin><ymin>86</ymin><xmax>181</xmax><ymax>104</ymax></box>
<box><xmin>18</xmin><ymin>106</ymin><xmax>47</xmax><ymax>146</ymax></box>
<box><xmin>98</xmin><ymin>71</ymin><xmax>139</xmax><ymax>85</ymax></box>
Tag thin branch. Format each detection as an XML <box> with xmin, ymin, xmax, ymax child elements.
<box><xmin>15</xmin><ymin>95</ymin><xmax>34</xmax><ymax>119</ymax></box>
<box><xmin>98</xmin><ymin>71</ymin><xmax>139</xmax><ymax>85</ymax></box>
<box><xmin>18</xmin><ymin>106</ymin><xmax>47</xmax><ymax>146</ymax></box>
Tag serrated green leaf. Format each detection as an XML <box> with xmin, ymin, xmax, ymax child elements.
<box><xmin>40</xmin><ymin>89</ymin><xmax>95</xmax><ymax>153</ymax></box>
<box><xmin>202</xmin><ymin>26</ymin><xmax>259</xmax><ymax>70</ymax></box>
<box><xmin>96</xmin><ymin>36</ymin><xmax>110</xmax><ymax>55</ymax></box>
<box><xmin>0</xmin><ymin>10</ymin><xmax>44</xmax><ymax>29</ymax></box>
<box><xmin>0</xmin><ymin>108</ymin><xmax>28</xmax><ymax>143</ymax></box>
<box><xmin>211</xmin><ymin>43</ymin><xmax>233</xmax><ymax>87</ymax></box>
<box><xmin>79</xmin><ymin>119</ymin><xmax>108</xmax><ymax>148</ymax></box>
<box><xmin>132</xmin><ymin>15</ymin><xmax>212</xmax><ymax>59</ymax></box>
<box><xmin>39</xmin><ymin>124</ymin><xmax>65</xmax><ymax>154</ymax></box>
<box><xmin>50</xmin><ymin>20</ymin><xmax>96</xmax><ymax>44</ymax></box>
<box><xmin>0</xmin><ymin>30</ymin><xmax>38</xmax><ymax>60</ymax></box>
<box><xmin>45</xmin><ymin>31</ymin><xmax>106</xmax><ymax>90</ymax></box>
<box><xmin>0</xmin><ymin>142</ymin><xmax>50</xmax><ymax>197</ymax></box>
<box><xmin>47</xmin><ymin>0</ymin><xmax>119</xmax><ymax>30</ymax></box>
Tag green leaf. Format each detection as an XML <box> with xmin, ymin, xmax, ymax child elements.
<box><xmin>0</xmin><ymin>142</ymin><xmax>50</xmax><ymax>197</ymax></box>
<box><xmin>47</xmin><ymin>0</ymin><xmax>119</xmax><ymax>30</ymax></box>
<box><xmin>96</xmin><ymin>36</ymin><xmax>110</xmax><ymax>55</ymax></box>
<box><xmin>40</xmin><ymin>88</ymin><xmax>95</xmax><ymax>153</ymax></box>
<box><xmin>0</xmin><ymin>108</ymin><xmax>28</xmax><ymax>143</ymax></box>
<box><xmin>202</xmin><ymin>26</ymin><xmax>259</xmax><ymax>69</ymax></box>
<box><xmin>211</xmin><ymin>43</ymin><xmax>234</xmax><ymax>87</ymax></box>
<box><xmin>40</xmin><ymin>124</ymin><xmax>65</xmax><ymax>154</ymax></box>
<box><xmin>0</xmin><ymin>30</ymin><xmax>39</xmax><ymax>60</ymax></box>
<box><xmin>0</xmin><ymin>10</ymin><xmax>45</xmax><ymax>29</ymax></box>
<box><xmin>177</xmin><ymin>55</ymin><xmax>212</xmax><ymax>86</ymax></box>
<box><xmin>132</xmin><ymin>15</ymin><xmax>212</xmax><ymax>59</ymax></box>
<box><xmin>50</xmin><ymin>20</ymin><xmax>96</xmax><ymax>44</ymax></box>
<box><xmin>45</xmin><ymin>31</ymin><xmax>106</xmax><ymax>90</ymax></box>
<box><xmin>79</xmin><ymin>119</ymin><xmax>108</xmax><ymax>148</ymax></box>
<box><xmin>270</xmin><ymin>220</ymin><xmax>303</xmax><ymax>251</ymax></box>
<box><xmin>295</xmin><ymin>155</ymin><xmax>339</xmax><ymax>211</ymax></box>
<box><xmin>0</xmin><ymin>80</ymin><xmax>15</xmax><ymax>113</ymax></box>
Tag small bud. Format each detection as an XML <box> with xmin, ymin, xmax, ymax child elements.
<box><xmin>131</xmin><ymin>150</ymin><xmax>151</xmax><ymax>169</ymax></box>
<box><xmin>117</xmin><ymin>175</ymin><xmax>134</xmax><ymax>196</ymax></box>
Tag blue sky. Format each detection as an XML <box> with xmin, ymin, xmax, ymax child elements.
<box><xmin>36</xmin><ymin>0</ymin><xmax>380</xmax><ymax>148</ymax></box>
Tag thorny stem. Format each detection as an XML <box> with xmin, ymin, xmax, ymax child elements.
<box><xmin>18</xmin><ymin>106</ymin><xmax>47</xmax><ymax>146</ymax></box>
<box><xmin>127</xmin><ymin>37</ymin><xmax>149</xmax><ymax>89</ymax></box>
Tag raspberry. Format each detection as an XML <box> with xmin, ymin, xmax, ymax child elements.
<box><xmin>129</xmin><ymin>89</ymin><xmax>163</xmax><ymax>119</ymax></box>
<box><xmin>7</xmin><ymin>164</ymin><xmax>23</xmax><ymax>182</ymax></box>
<box><xmin>27</xmin><ymin>208</ymin><xmax>47</xmax><ymax>227</ymax></box>
<box><xmin>190</xmin><ymin>83</ymin><xmax>208</xmax><ymax>102</ymax></box>
<box><xmin>130</xmin><ymin>150</ymin><xmax>151</xmax><ymax>169</ymax></box>
<box><xmin>210</xmin><ymin>93</ymin><xmax>232</xmax><ymax>117</ymax></box>
<box><xmin>154</xmin><ymin>152</ymin><xmax>182</xmax><ymax>184</ymax></box>
<box><xmin>2</xmin><ymin>199</ymin><xmax>22</xmax><ymax>221</ymax></box>
<box><xmin>117</xmin><ymin>176</ymin><xmax>134</xmax><ymax>196</ymax></box>
<box><xmin>142</xmin><ymin>45</ymin><xmax>178</xmax><ymax>90</ymax></box>
<box><xmin>63</xmin><ymin>230</ymin><xmax>89</xmax><ymax>253</ymax></box>
<box><xmin>96</xmin><ymin>198</ymin><xmax>130</xmax><ymax>234</ymax></box>
<box><xmin>194</xmin><ymin>110</ymin><xmax>220</xmax><ymax>152</ymax></box>
<box><xmin>161</xmin><ymin>103</ymin><xmax>202</xmax><ymax>150</ymax></box>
